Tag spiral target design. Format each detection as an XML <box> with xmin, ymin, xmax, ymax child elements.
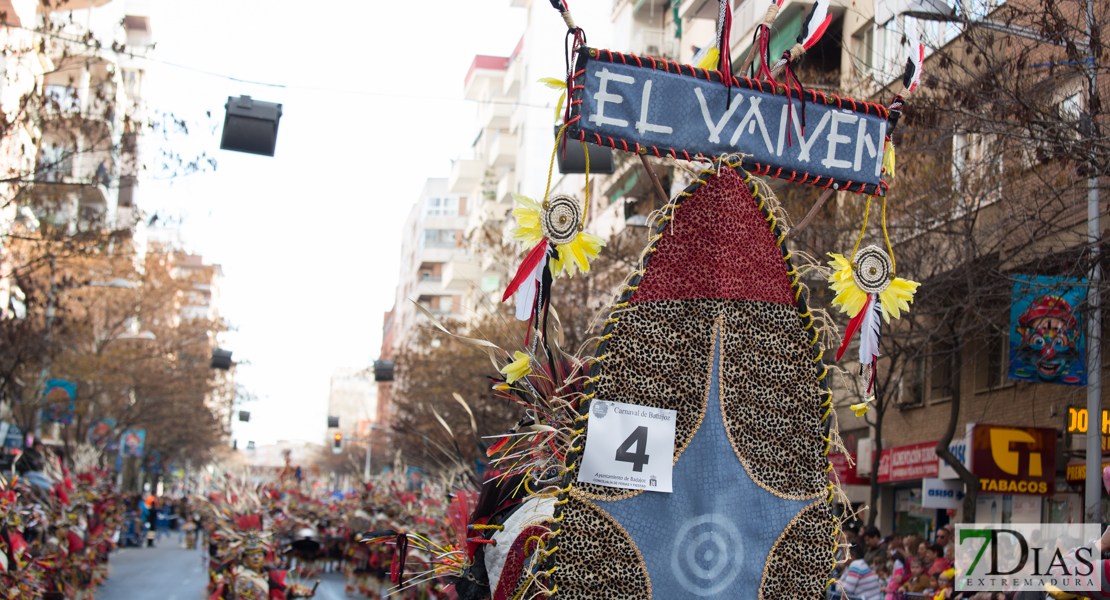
<box><xmin>670</xmin><ymin>513</ymin><xmax>743</xmax><ymax>596</ymax></box>
<box><xmin>541</xmin><ymin>194</ymin><xmax>582</xmax><ymax>245</ymax></box>
<box><xmin>851</xmin><ymin>245</ymin><xmax>893</xmax><ymax>293</ymax></box>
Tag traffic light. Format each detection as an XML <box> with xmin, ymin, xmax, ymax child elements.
<box><xmin>332</xmin><ymin>433</ymin><xmax>342</xmax><ymax>454</ymax></box>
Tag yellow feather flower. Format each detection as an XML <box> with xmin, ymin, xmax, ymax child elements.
<box><xmin>850</xmin><ymin>397</ymin><xmax>874</xmax><ymax>417</ymax></box>
<box><xmin>827</xmin><ymin>253</ymin><xmax>920</xmax><ymax>322</ymax></box>
<box><xmin>510</xmin><ymin>194</ymin><xmax>605</xmax><ymax>277</ymax></box>
<box><xmin>500</xmin><ymin>351</ymin><xmax>532</xmax><ymax>384</ymax></box>
<box><xmin>696</xmin><ymin>47</ymin><xmax>720</xmax><ymax>71</ymax></box>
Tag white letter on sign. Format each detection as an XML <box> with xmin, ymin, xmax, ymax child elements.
<box><xmin>854</xmin><ymin>117</ymin><xmax>879</xmax><ymax>173</ymax></box>
<box><xmin>636</xmin><ymin>80</ymin><xmax>673</xmax><ymax>136</ymax></box>
<box><xmin>729</xmin><ymin>97</ymin><xmax>774</xmax><ymax>154</ymax></box>
<box><xmin>694</xmin><ymin>87</ymin><xmax>743</xmax><ymax>144</ymax></box>
<box><xmin>822</xmin><ymin>109</ymin><xmax>858</xmax><ymax>170</ymax></box>
<box><xmin>589</xmin><ymin>68</ymin><xmax>634</xmax><ymax>128</ymax></box>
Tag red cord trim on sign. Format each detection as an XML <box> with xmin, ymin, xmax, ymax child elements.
<box><xmin>579</xmin><ymin>47</ymin><xmax>880</xmax><ymax>118</ymax></box>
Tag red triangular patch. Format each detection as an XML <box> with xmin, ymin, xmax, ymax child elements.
<box><xmin>632</xmin><ymin>166</ymin><xmax>795</xmax><ymax>305</ymax></box>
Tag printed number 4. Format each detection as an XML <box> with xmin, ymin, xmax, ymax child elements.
<box><xmin>615</xmin><ymin>426</ymin><xmax>650</xmax><ymax>472</ymax></box>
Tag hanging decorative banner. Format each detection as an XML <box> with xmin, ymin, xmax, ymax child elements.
<box><xmin>42</xmin><ymin>379</ymin><xmax>77</xmax><ymax>424</ymax></box>
<box><xmin>121</xmin><ymin>429</ymin><xmax>145</xmax><ymax>457</ymax></box>
<box><xmin>1008</xmin><ymin>275</ymin><xmax>1087</xmax><ymax>385</ymax></box>
<box><xmin>568</xmin><ymin>47</ymin><xmax>891</xmax><ymax>195</ymax></box>
<box><xmin>87</xmin><ymin>418</ymin><xmax>117</xmax><ymax>450</ymax></box>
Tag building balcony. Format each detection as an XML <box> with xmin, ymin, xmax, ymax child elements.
<box><xmin>509</xmin><ymin>103</ymin><xmax>528</xmax><ymax>135</ymax></box>
<box><xmin>630</xmin><ymin>28</ymin><xmax>676</xmax><ymax>60</ymax></box>
<box><xmin>478</xmin><ymin>101</ymin><xmax>512</xmax><ymax>131</ymax></box>
<box><xmin>414</xmin><ymin>279</ymin><xmax>445</xmax><ymax>297</ymax></box>
<box><xmin>442</xmin><ymin>260</ymin><xmax>479</xmax><ymax>291</ymax></box>
<box><xmin>448</xmin><ymin>158</ymin><xmax>485</xmax><ymax>194</ymax></box>
<box><xmin>464</xmin><ymin>56</ymin><xmax>509</xmax><ymax>101</ymax></box>
<box><xmin>496</xmin><ymin>170</ymin><xmax>515</xmax><ymax>204</ymax></box>
<box><xmin>502</xmin><ymin>59</ymin><xmax>523</xmax><ymax>97</ymax></box>
<box><xmin>678</xmin><ymin>0</ymin><xmax>720</xmax><ymax>20</ymax></box>
<box><xmin>487</xmin><ymin>132</ymin><xmax>518</xmax><ymax>168</ymax></box>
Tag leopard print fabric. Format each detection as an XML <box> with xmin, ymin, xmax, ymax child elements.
<box><xmin>759</xmin><ymin>500</ymin><xmax>838</xmax><ymax>600</ymax></box>
<box><xmin>570</xmin><ymin>300</ymin><xmax>717</xmax><ymax>500</ymax></box>
<box><xmin>549</xmin><ymin>491</ymin><xmax>651</xmax><ymax>600</ymax></box>
<box><xmin>545</xmin><ymin>162</ymin><xmax>836</xmax><ymax>599</ymax></box>
<box><xmin>720</xmin><ymin>300</ymin><xmax>827</xmax><ymax>499</ymax></box>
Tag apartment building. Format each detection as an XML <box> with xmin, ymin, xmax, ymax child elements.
<box><xmin>29</xmin><ymin>0</ymin><xmax>154</xmax><ymax>232</ymax></box>
<box><xmin>326</xmin><ymin>367</ymin><xmax>377</xmax><ymax>446</ymax></box>
<box><xmin>388</xmin><ymin>178</ymin><xmax>473</xmax><ymax>346</ymax></box>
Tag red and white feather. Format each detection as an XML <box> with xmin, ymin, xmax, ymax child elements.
<box><xmin>514</xmin><ymin>259</ymin><xmax>544</xmax><ymax>321</ymax></box>
<box><xmin>903</xmin><ymin>32</ymin><xmax>925</xmax><ymax>94</ymax></box>
<box><xmin>857</xmin><ymin>294</ymin><xmax>882</xmax><ymax>366</ymax></box>
<box><xmin>799</xmin><ymin>0</ymin><xmax>833</xmax><ymax>50</ymax></box>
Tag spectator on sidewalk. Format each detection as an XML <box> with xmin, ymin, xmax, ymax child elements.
<box><xmin>898</xmin><ymin>557</ymin><xmax>936</xmax><ymax>594</ymax></box>
<box><xmin>925</xmin><ymin>543</ymin><xmax>953</xmax><ymax>577</ymax></box>
<box><xmin>840</xmin><ymin>544</ymin><xmax>883</xmax><ymax>600</ymax></box>
<box><xmin>863</xmin><ymin>526</ymin><xmax>888</xmax><ymax>564</ymax></box>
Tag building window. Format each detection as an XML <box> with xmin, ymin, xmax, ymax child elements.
<box><xmin>929</xmin><ymin>340</ymin><xmax>957</xmax><ymax>402</ymax></box>
<box><xmin>976</xmin><ymin>327</ymin><xmax>1008</xmax><ymax>391</ymax></box>
<box><xmin>901</xmin><ymin>357</ymin><xmax>926</xmax><ymax>407</ymax></box>
<box><xmin>422</xmin><ymin>229</ymin><xmax>457</xmax><ymax>249</ymax></box>
<box><xmin>425</xmin><ymin>197</ymin><xmax>459</xmax><ymax>217</ymax></box>
<box><xmin>852</xmin><ymin>24</ymin><xmax>874</xmax><ymax>77</ymax></box>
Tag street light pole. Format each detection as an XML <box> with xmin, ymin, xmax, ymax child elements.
<box><xmin>363</xmin><ymin>424</ymin><xmax>378</xmax><ymax>481</ymax></box>
<box><xmin>1083</xmin><ymin>0</ymin><xmax>1103</xmax><ymax>526</ymax></box>
<box><xmin>32</xmin><ymin>256</ymin><xmax>57</xmax><ymax>441</ymax></box>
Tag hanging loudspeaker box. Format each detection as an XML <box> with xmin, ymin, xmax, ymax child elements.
<box><xmin>238</xmin><ymin>411</ymin><xmax>250</xmax><ymax>422</ymax></box>
<box><xmin>374</xmin><ymin>360</ymin><xmax>394</xmax><ymax>382</ymax></box>
<box><xmin>211</xmin><ymin>348</ymin><xmax>233</xmax><ymax>370</ymax></box>
<box><xmin>220</xmin><ymin>95</ymin><xmax>282</xmax><ymax>157</ymax></box>
<box><xmin>556</xmin><ymin>125</ymin><xmax>615</xmax><ymax>174</ymax></box>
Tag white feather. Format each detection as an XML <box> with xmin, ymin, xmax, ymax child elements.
<box><xmin>514</xmin><ymin>259</ymin><xmax>544</xmax><ymax>321</ymax></box>
<box><xmin>858</xmin><ymin>294</ymin><xmax>882</xmax><ymax>365</ymax></box>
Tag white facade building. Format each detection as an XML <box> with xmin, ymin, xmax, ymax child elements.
<box><xmin>388</xmin><ymin>178</ymin><xmax>473</xmax><ymax>352</ymax></box>
<box><xmin>326</xmin><ymin>367</ymin><xmax>377</xmax><ymax>443</ymax></box>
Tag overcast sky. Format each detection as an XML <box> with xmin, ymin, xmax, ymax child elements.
<box><xmin>129</xmin><ymin>1</ymin><xmax>532</xmax><ymax>446</ymax></box>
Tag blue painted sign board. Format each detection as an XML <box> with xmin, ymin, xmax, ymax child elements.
<box><xmin>568</xmin><ymin>48</ymin><xmax>891</xmax><ymax>196</ymax></box>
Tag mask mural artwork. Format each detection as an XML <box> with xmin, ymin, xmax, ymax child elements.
<box><xmin>1008</xmin><ymin>275</ymin><xmax>1087</xmax><ymax>385</ymax></box>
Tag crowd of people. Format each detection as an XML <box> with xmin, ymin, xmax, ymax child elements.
<box><xmin>3</xmin><ymin>439</ymin><xmax>1105</xmax><ymax>600</ymax></box>
<box><xmin>0</xmin><ymin>442</ymin><xmax>127</xmax><ymax>600</ymax></box>
<box><xmin>196</xmin><ymin>463</ymin><xmax>459</xmax><ymax>600</ymax></box>
<box><xmin>834</xmin><ymin>523</ymin><xmax>1110</xmax><ymax>600</ymax></box>
<box><xmin>836</xmin><ymin>524</ymin><xmax>959</xmax><ymax>600</ymax></box>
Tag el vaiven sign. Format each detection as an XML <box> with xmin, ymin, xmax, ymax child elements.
<box><xmin>569</xmin><ymin>48</ymin><xmax>891</xmax><ymax>196</ymax></box>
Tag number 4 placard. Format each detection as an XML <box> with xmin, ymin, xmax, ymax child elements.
<box><xmin>577</xmin><ymin>400</ymin><xmax>677</xmax><ymax>493</ymax></box>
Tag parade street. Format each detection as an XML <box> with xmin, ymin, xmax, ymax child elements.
<box><xmin>98</xmin><ymin>543</ymin><xmax>348</xmax><ymax>600</ymax></box>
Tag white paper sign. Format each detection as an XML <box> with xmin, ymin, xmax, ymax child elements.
<box><xmin>577</xmin><ymin>400</ymin><xmax>677</xmax><ymax>493</ymax></box>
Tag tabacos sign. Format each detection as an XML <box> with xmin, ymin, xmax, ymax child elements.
<box><xmin>971</xmin><ymin>425</ymin><xmax>1055</xmax><ymax>496</ymax></box>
